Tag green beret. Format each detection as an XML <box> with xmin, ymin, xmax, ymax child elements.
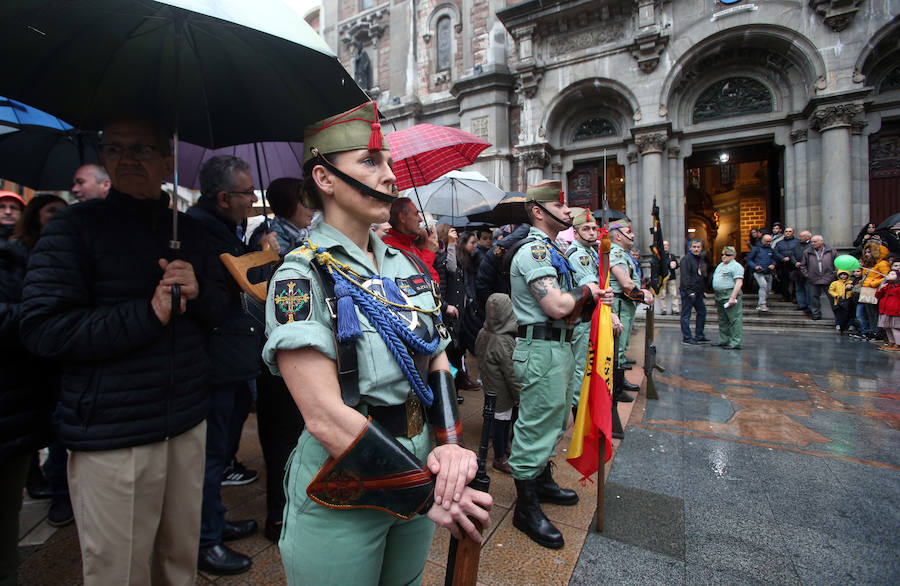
<box><xmin>526</xmin><ymin>180</ymin><xmax>564</xmax><ymax>203</ymax></box>
<box><xmin>571</xmin><ymin>208</ymin><xmax>595</xmax><ymax>227</ymax></box>
<box><xmin>303</xmin><ymin>101</ymin><xmax>388</xmax><ymax>165</ymax></box>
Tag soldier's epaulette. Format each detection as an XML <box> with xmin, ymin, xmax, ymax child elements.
<box><xmin>288</xmin><ymin>243</ymin><xmax>314</xmax><ymax>259</ymax></box>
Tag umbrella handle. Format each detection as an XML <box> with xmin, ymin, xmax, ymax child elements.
<box><xmin>171</xmin><ymin>284</ymin><xmax>182</xmax><ymax>319</ymax></box>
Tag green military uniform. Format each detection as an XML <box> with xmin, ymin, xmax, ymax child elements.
<box><xmin>263</xmin><ymin>222</ymin><xmax>449</xmax><ymax>585</ymax></box>
<box><xmin>712</xmin><ymin>249</ymin><xmax>744</xmax><ymax>349</ymax></box>
<box><xmin>565</xmin><ymin>211</ymin><xmax>600</xmax><ymax>407</ymax></box>
<box><xmin>262</xmin><ymin>100</ymin><xmax>450</xmax><ymax>586</ymax></box>
<box><xmin>508</xmin><ymin>225</ymin><xmax>576</xmax><ymax>480</ymax></box>
<box><xmin>609</xmin><ymin>240</ymin><xmax>639</xmax><ymax>367</ymax></box>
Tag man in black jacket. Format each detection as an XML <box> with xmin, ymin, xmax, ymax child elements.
<box><xmin>20</xmin><ymin>119</ymin><xmax>229</xmax><ymax>585</ymax></box>
<box><xmin>679</xmin><ymin>239</ymin><xmax>710</xmax><ymax>344</ymax></box>
<box><xmin>187</xmin><ymin>155</ymin><xmax>280</xmax><ymax>574</ymax></box>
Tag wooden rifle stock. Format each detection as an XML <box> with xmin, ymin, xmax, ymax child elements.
<box><xmin>219</xmin><ymin>240</ymin><xmax>279</xmax><ymax>302</ymax></box>
<box><xmin>444</xmin><ymin>391</ymin><xmax>496</xmax><ymax>586</ymax></box>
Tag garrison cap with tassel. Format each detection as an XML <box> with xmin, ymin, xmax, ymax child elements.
<box><xmin>526</xmin><ymin>179</ymin><xmax>565</xmax><ymax>204</ymax></box>
<box><xmin>571</xmin><ymin>207</ymin><xmax>594</xmax><ymax>227</ymax></box>
<box><xmin>303</xmin><ymin>100</ymin><xmax>388</xmax><ymax>165</ymax></box>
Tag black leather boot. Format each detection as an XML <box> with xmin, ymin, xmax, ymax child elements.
<box><xmin>198</xmin><ymin>544</ymin><xmax>252</xmax><ymax>575</ymax></box>
<box><xmin>535</xmin><ymin>462</ymin><xmax>579</xmax><ymax>506</ymax></box>
<box><xmin>513</xmin><ymin>478</ymin><xmax>564</xmax><ymax>549</ymax></box>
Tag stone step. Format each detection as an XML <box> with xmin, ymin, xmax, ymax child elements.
<box><xmin>634</xmin><ymin>297</ymin><xmax>838</xmax><ymax>333</ymax></box>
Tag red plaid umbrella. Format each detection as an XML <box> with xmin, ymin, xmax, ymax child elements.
<box><xmin>386</xmin><ymin>124</ymin><xmax>490</xmax><ymax>191</ymax></box>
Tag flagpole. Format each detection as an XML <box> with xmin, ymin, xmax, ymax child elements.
<box><xmin>596</xmin><ymin>148</ymin><xmax>610</xmax><ymax>533</ymax></box>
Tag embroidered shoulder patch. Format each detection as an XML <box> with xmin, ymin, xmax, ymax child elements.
<box><xmin>579</xmin><ymin>255</ymin><xmax>591</xmax><ymax>267</ymax></box>
<box><xmin>395</xmin><ymin>273</ymin><xmax>431</xmax><ymax>296</ymax></box>
<box><xmin>273</xmin><ymin>278</ymin><xmax>312</xmax><ymax>324</ymax></box>
<box><xmin>530</xmin><ymin>244</ymin><xmax>548</xmax><ymax>261</ymax></box>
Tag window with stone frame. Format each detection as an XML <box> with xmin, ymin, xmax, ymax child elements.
<box><xmin>436</xmin><ymin>15</ymin><xmax>452</xmax><ymax>73</ymax></box>
<box><xmin>879</xmin><ymin>64</ymin><xmax>900</xmax><ymax>93</ymax></box>
<box><xmin>572</xmin><ymin>117</ymin><xmax>617</xmax><ymax>141</ymax></box>
<box><xmin>360</xmin><ymin>0</ymin><xmax>374</xmax><ymax>9</ymax></box>
<box><xmin>692</xmin><ymin>77</ymin><xmax>774</xmax><ymax>123</ymax></box>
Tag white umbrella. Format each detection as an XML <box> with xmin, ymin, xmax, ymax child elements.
<box><xmin>402</xmin><ymin>170</ymin><xmax>506</xmax><ymax>221</ymax></box>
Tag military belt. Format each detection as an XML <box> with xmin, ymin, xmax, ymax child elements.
<box><xmin>367</xmin><ymin>396</ymin><xmax>425</xmax><ymax>439</ymax></box>
<box><xmin>517</xmin><ymin>324</ymin><xmax>574</xmax><ymax>343</ymax></box>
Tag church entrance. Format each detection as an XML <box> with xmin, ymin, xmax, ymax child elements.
<box><xmin>566</xmin><ymin>157</ymin><xmax>627</xmax><ymax>213</ymax></box>
<box><xmin>683</xmin><ymin>141</ymin><xmax>783</xmax><ymax>257</ymax></box>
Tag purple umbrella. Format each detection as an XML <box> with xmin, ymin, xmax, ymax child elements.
<box><xmin>176</xmin><ymin>141</ymin><xmax>305</xmax><ymax>189</ymax></box>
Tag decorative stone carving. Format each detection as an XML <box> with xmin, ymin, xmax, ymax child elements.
<box><xmin>790</xmin><ymin>129</ymin><xmax>808</xmax><ymax>144</ymax></box>
<box><xmin>810</xmin><ymin>104</ymin><xmax>864</xmax><ymax>132</ymax></box>
<box><xmin>339</xmin><ymin>6</ymin><xmax>389</xmax><ymax>47</ymax></box>
<box><xmin>551</xmin><ymin>162</ymin><xmax>563</xmax><ymax>174</ymax></box>
<box><xmin>809</xmin><ymin>0</ymin><xmax>862</xmax><ymax>32</ymax></box>
<box><xmin>509</xmin><ymin>24</ymin><xmax>543</xmax><ymax>99</ymax></box>
<box><xmin>548</xmin><ymin>22</ymin><xmax>625</xmax><ymax>57</ymax></box>
<box><xmin>520</xmin><ymin>145</ymin><xmax>551</xmax><ymax>170</ymax></box>
<box><xmin>470</xmin><ymin>116</ymin><xmax>489</xmax><ymax>141</ymax></box>
<box><xmin>629</xmin><ymin>0</ymin><xmax>669</xmax><ymax>73</ymax></box>
<box><xmin>667</xmin><ymin>146</ymin><xmax>680</xmax><ymax>160</ymax></box>
<box><xmin>693</xmin><ymin>77</ymin><xmax>773</xmax><ymax>123</ymax></box>
<box><xmin>851</xmin><ymin>120</ymin><xmax>868</xmax><ymax>135</ymax></box>
<box><xmin>627</xmin><ymin>151</ymin><xmax>638</xmax><ymax>164</ymax></box>
<box><xmin>635</xmin><ymin>132</ymin><xmax>667</xmax><ymax>155</ymax></box>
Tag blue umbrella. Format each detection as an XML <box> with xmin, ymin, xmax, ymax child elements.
<box><xmin>0</xmin><ymin>96</ymin><xmax>100</xmax><ymax>190</ymax></box>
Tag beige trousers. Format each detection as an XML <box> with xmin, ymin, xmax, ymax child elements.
<box><xmin>658</xmin><ymin>278</ymin><xmax>680</xmax><ymax>313</ymax></box>
<box><xmin>68</xmin><ymin>421</ymin><xmax>206</xmax><ymax>586</ymax></box>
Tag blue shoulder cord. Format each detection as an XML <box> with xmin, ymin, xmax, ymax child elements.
<box><xmin>322</xmin><ymin>248</ymin><xmax>441</xmax><ymax>407</ymax></box>
<box><xmin>543</xmin><ymin>237</ymin><xmax>576</xmax><ymax>291</ymax></box>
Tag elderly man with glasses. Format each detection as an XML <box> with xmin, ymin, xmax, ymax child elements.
<box><xmin>20</xmin><ymin>118</ymin><xmax>230</xmax><ymax>585</ymax></box>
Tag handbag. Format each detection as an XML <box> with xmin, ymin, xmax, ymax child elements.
<box><xmin>859</xmin><ymin>286</ymin><xmax>878</xmax><ymax>305</ymax></box>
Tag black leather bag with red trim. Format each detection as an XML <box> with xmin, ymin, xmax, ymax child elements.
<box><xmin>306</xmin><ymin>418</ymin><xmax>435</xmax><ymax>519</ymax></box>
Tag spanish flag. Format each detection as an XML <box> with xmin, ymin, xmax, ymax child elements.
<box><xmin>567</xmin><ymin>231</ymin><xmax>614</xmax><ymax>479</ymax></box>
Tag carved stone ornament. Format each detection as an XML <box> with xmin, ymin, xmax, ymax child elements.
<box><xmin>810</xmin><ymin>104</ymin><xmax>864</xmax><ymax>132</ymax></box>
<box><xmin>339</xmin><ymin>6</ymin><xmax>389</xmax><ymax>47</ymax></box>
<box><xmin>520</xmin><ymin>145</ymin><xmax>550</xmax><ymax>170</ymax></box>
<box><xmin>789</xmin><ymin>129</ymin><xmax>808</xmax><ymax>144</ymax></box>
<box><xmin>549</xmin><ymin>21</ymin><xmax>625</xmax><ymax>58</ymax></box>
<box><xmin>627</xmin><ymin>151</ymin><xmax>638</xmax><ymax>164</ymax></box>
<box><xmin>667</xmin><ymin>146</ymin><xmax>680</xmax><ymax>160</ymax></box>
<box><xmin>809</xmin><ymin>0</ymin><xmax>862</xmax><ymax>32</ymax></box>
<box><xmin>851</xmin><ymin>120</ymin><xmax>868</xmax><ymax>135</ymax></box>
<box><xmin>551</xmin><ymin>162</ymin><xmax>563</xmax><ymax>173</ymax></box>
<box><xmin>635</xmin><ymin>132</ymin><xmax>667</xmax><ymax>155</ymax></box>
<box><xmin>630</xmin><ymin>29</ymin><xmax>669</xmax><ymax>74</ymax></box>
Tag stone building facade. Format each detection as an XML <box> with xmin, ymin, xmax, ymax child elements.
<box><xmin>310</xmin><ymin>0</ymin><xmax>900</xmax><ymax>255</ymax></box>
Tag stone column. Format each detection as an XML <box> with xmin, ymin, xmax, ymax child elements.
<box><xmin>520</xmin><ymin>144</ymin><xmax>550</xmax><ymax>187</ymax></box>
<box><xmin>667</xmin><ymin>146</ymin><xmax>683</xmax><ymax>255</ymax></box>
<box><xmin>810</xmin><ymin>104</ymin><xmax>863</xmax><ymax>248</ymax></box>
<box><xmin>851</xmin><ymin>120</ymin><xmax>868</xmax><ymax>230</ymax></box>
<box><xmin>790</xmin><ymin>129</ymin><xmax>809</xmax><ymax>231</ymax></box>
<box><xmin>635</xmin><ymin>132</ymin><xmax>667</xmax><ymax>249</ymax></box>
<box><xmin>625</xmin><ymin>150</ymin><xmax>639</xmax><ymax>223</ymax></box>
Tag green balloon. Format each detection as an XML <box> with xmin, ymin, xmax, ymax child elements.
<box><xmin>834</xmin><ymin>254</ymin><xmax>860</xmax><ymax>271</ymax></box>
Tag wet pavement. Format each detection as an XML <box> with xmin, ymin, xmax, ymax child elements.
<box><xmin>16</xmin><ymin>326</ymin><xmax>900</xmax><ymax>584</ymax></box>
<box><xmin>573</xmin><ymin>326</ymin><xmax>900</xmax><ymax>585</ymax></box>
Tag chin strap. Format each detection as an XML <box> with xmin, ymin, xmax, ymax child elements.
<box><xmin>534</xmin><ymin>201</ymin><xmax>573</xmax><ymax>229</ymax></box>
<box><xmin>313</xmin><ymin>151</ymin><xmax>397</xmax><ymax>204</ymax></box>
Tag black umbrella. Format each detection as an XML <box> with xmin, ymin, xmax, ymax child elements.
<box><xmin>0</xmin><ymin>127</ymin><xmax>100</xmax><ymax>190</ymax></box>
<box><xmin>876</xmin><ymin>212</ymin><xmax>900</xmax><ymax>231</ymax></box>
<box><xmin>467</xmin><ymin>191</ymin><xmax>528</xmax><ymax>225</ymax></box>
<box><xmin>592</xmin><ymin>208</ymin><xmax>627</xmax><ymax>224</ymax></box>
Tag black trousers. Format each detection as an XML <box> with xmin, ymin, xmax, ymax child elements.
<box><xmin>256</xmin><ymin>368</ymin><xmax>304</xmax><ymax>521</ymax></box>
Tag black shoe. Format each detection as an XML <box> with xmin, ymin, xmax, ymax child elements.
<box><xmin>513</xmin><ymin>479</ymin><xmax>564</xmax><ymax>549</ymax></box>
<box><xmin>673</xmin><ymin>310</ymin><xmax>680</xmax><ymax>315</ymax></box>
<box><xmin>614</xmin><ymin>390</ymin><xmax>636</xmax><ymax>403</ymax></box>
<box><xmin>661</xmin><ymin>310</ymin><xmax>667</xmax><ymax>315</ymax></box>
<box><xmin>723</xmin><ymin>345</ymin><xmax>742</xmax><ymax>350</ymax></box>
<box><xmin>198</xmin><ymin>544</ymin><xmax>252</xmax><ymax>575</ymax></box>
<box><xmin>811</xmin><ymin>315</ymin><xmax>822</xmax><ymax>321</ymax></box>
<box><xmin>682</xmin><ymin>338</ymin><xmax>698</xmax><ymax>345</ymax></box>
<box><xmin>47</xmin><ymin>495</ymin><xmax>74</xmax><ymax>527</ymax></box>
<box><xmin>535</xmin><ymin>463</ymin><xmax>578</xmax><ymax>506</ymax></box>
<box><xmin>222</xmin><ymin>519</ymin><xmax>257</xmax><ymax>542</ymax></box>
<box><xmin>264</xmin><ymin>517</ymin><xmax>283</xmax><ymax>542</ymax></box>
<box><xmin>695</xmin><ymin>336</ymin><xmax>711</xmax><ymax>343</ymax></box>
<box><xmin>620</xmin><ymin>379</ymin><xmax>640</xmax><ymax>394</ymax></box>
<box><xmin>624</xmin><ymin>358</ymin><xmax>636</xmax><ymax>365</ymax></box>
<box><xmin>222</xmin><ymin>460</ymin><xmax>258</xmax><ymax>486</ymax></box>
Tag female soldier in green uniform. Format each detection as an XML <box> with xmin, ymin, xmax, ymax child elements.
<box><xmin>262</xmin><ymin>102</ymin><xmax>492</xmax><ymax>585</ymax></box>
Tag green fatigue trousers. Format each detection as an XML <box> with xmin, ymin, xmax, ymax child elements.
<box><xmin>715</xmin><ymin>291</ymin><xmax>743</xmax><ymax>349</ymax></box>
<box><xmin>509</xmin><ymin>336</ymin><xmax>575</xmax><ymax>480</ymax></box>
<box><xmin>612</xmin><ymin>297</ymin><xmax>636</xmax><ymax>367</ymax></box>
<box><xmin>279</xmin><ymin>427</ymin><xmax>435</xmax><ymax>586</ymax></box>
<box><xmin>569</xmin><ymin>320</ymin><xmax>591</xmax><ymax>407</ymax></box>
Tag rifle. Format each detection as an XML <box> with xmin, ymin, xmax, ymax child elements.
<box><xmin>445</xmin><ymin>391</ymin><xmax>495</xmax><ymax>586</ymax></box>
<box><xmin>643</xmin><ymin>306</ymin><xmax>665</xmax><ymax>400</ymax></box>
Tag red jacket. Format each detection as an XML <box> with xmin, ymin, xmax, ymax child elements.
<box><xmin>381</xmin><ymin>228</ymin><xmax>441</xmax><ymax>285</ymax></box>
<box><xmin>875</xmin><ymin>282</ymin><xmax>900</xmax><ymax>317</ymax></box>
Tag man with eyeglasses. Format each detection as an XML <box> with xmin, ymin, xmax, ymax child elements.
<box><xmin>186</xmin><ymin>155</ymin><xmax>281</xmax><ymax>574</ymax></box>
<box><xmin>20</xmin><ymin>118</ymin><xmax>229</xmax><ymax>585</ymax></box>
<box><xmin>712</xmin><ymin>246</ymin><xmax>744</xmax><ymax>350</ymax></box>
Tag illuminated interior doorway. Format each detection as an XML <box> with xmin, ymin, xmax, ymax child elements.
<box><xmin>567</xmin><ymin>157</ymin><xmax>627</xmax><ymax>212</ymax></box>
